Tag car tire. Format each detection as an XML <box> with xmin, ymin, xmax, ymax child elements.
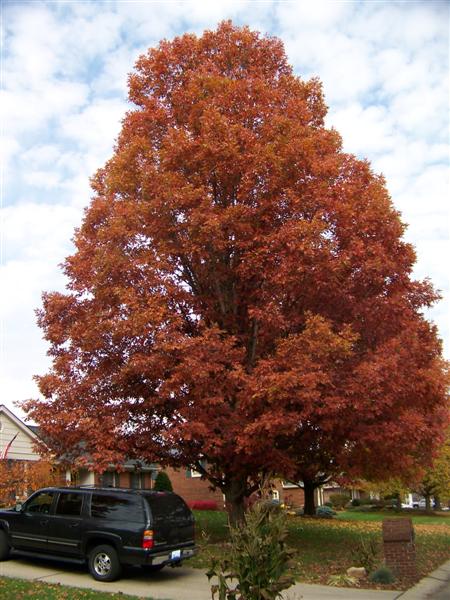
<box><xmin>0</xmin><ymin>530</ymin><xmax>10</xmax><ymax>560</ymax></box>
<box><xmin>88</xmin><ymin>544</ymin><xmax>122</xmax><ymax>581</ymax></box>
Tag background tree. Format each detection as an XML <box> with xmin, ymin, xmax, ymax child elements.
<box><xmin>360</xmin><ymin>477</ymin><xmax>411</xmax><ymax>509</ymax></box>
<box><xmin>0</xmin><ymin>460</ymin><xmax>59</xmax><ymax>504</ymax></box>
<box><xmin>414</xmin><ymin>432</ymin><xmax>450</xmax><ymax>510</ymax></box>
<box><xmin>24</xmin><ymin>22</ymin><xmax>448</xmax><ymax>524</ymax></box>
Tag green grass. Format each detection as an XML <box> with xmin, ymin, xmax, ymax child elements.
<box><xmin>0</xmin><ymin>577</ymin><xmax>169</xmax><ymax>600</ymax></box>
<box><xmin>337</xmin><ymin>509</ymin><xmax>450</xmax><ymax>525</ymax></box>
<box><xmin>191</xmin><ymin>509</ymin><xmax>450</xmax><ymax>589</ymax></box>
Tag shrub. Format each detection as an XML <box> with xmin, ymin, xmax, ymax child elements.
<box><xmin>351</xmin><ymin>498</ymin><xmax>361</xmax><ymax>507</ymax></box>
<box><xmin>327</xmin><ymin>574</ymin><xmax>358</xmax><ymax>587</ymax></box>
<box><xmin>324</xmin><ymin>501</ymin><xmax>333</xmax><ymax>507</ymax></box>
<box><xmin>369</xmin><ymin>566</ymin><xmax>395</xmax><ymax>584</ymax></box>
<box><xmin>350</xmin><ymin>536</ymin><xmax>379</xmax><ymax>572</ymax></box>
<box><xmin>207</xmin><ymin>502</ymin><xmax>295</xmax><ymax>600</ymax></box>
<box><xmin>329</xmin><ymin>493</ymin><xmax>351</xmax><ymax>509</ymax></box>
<box><xmin>316</xmin><ymin>505</ymin><xmax>336</xmax><ymax>518</ymax></box>
<box><xmin>190</xmin><ymin>500</ymin><xmax>218</xmax><ymax>510</ymax></box>
<box><xmin>351</xmin><ymin>505</ymin><xmax>378</xmax><ymax>512</ymax></box>
<box><xmin>360</xmin><ymin>497</ymin><xmax>377</xmax><ymax>505</ymax></box>
<box><xmin>153</xmin><ymin>470</ymin><xmax>173</xmax><ymax>492</ymax></box>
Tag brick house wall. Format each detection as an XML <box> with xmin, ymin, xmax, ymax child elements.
<box><xmin>92</xmin><ymin>470</ymin><xmax>154</xmax><ymax>489</ymax></box>
<box><xmin>275</xmin><ymin>483</ymin><xmax>305</xmax><ymax>507</ymax></box>
<box><xmin>165</xmin><ymin>470</ymin><xmax>307</xmax><ymax>509</ymax></box>
<box><xmin>166</xmin><ymin>467</ymin><xmax>225</xmax><ymax>507</ymax></box>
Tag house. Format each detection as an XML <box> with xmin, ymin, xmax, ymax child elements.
<box><xmin>0</xmin><ymin>404</ymin><xmax>42</xmax><ymax>463</ymax></box>
<box><xmin>0</xmin><ymin>405</ymin><xmax>158</xmax><ymax>499</ymax></box>
<box><xmin>1</xmin><ymin>405</ymin><xmax>352</xmax><ymax>510</ymax></box>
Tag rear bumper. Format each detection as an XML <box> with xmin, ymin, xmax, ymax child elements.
<box><xmin>120</xmin><ymin>544</ymin><xmax>197</xmax><ymax>566</ymax></box>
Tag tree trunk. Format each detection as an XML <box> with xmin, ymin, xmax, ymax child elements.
<box><xmin>224</xmin><ymin>477</ymin><xmax>247</xmax><ymax>527</ymax></box>
<box><xmin>434</xmin><ymin>495</ymin><xmax>441</xmax><ymax>511</ymax></box>
<box><xmin>424</xmin><ymin>494</ymin><xmax>432</xmax><ymax>512</ymax></box>
<box><xmin>303</xmin><ymin>479</ymin><xmax>316</xmax><ymax>516</ymax></box>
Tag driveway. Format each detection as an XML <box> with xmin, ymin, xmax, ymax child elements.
<box><xmin>0</xmin><ymin>556</ymin><xmax>402</xmax><ymax>599</ymax></box>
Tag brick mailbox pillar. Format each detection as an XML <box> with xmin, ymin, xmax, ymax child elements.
<box><xmin>382</xmin><ymin>518</ymin><xmax>417</xmax><ymax>581</ymax></box>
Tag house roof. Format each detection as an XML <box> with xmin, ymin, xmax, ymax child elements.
<box><xmin>0</xmin><ymin>404</ymin><xmax>41</xmax><ymax>442</ymax></box>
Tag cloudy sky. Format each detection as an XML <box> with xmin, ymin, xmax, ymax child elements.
<box><xmin>2</xmin><ymin>0</ymin><xmax>449</xmax><ymax>418</ymax></box>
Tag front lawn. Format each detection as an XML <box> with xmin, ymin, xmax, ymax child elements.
<box><xmin>0</xmin><ymin>577</ymin><xmax>165</xmax><ymax>600</ymax></box>
<box><xmin>192</xmin><ymin>509</ymin><xmax>450</xmax><ymax>589</ymax></box>
<box><xmin>337</xmin><ymin>509</ymin><xmax>450</xmax><ymax>525</ymax></box>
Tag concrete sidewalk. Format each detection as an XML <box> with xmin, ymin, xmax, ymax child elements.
<box><xmin>1</xmin><ymin>556</ymin><xmax>449</xmax><ymax>599</ymax></box>
<box><xmin>395</xmin><ymin>559</ymin><xmax>450</xmax><ymax>599</ymax></box>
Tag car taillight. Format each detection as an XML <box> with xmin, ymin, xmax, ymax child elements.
<box><xmin>142</xmin><ymin>529</ymin><xmax>154</xmax><ymax>549</ymax></box>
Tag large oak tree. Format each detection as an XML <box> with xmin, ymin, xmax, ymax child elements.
<box><xmin>24</xmin><ymin>22</ymin><xmax>448</xmax><ymax>523</ymax></box>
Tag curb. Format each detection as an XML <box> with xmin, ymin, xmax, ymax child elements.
<box><xmin>395</xmin><ymin>559</ymin><xmax>450</xmax><ymax>599</ymax></box>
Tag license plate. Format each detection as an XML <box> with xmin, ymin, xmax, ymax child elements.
<box><xmin>171</xmin><ymin>549</ymin><xmax>181</xmax><ymax>560</ymax></box>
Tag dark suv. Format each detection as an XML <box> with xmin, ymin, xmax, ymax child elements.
<box><xmin>0</xmin><ymin>486</ymin><xmax>196</xmax><ymax>581</ymax></box>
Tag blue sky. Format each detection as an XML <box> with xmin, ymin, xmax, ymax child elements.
<box><xmin>2</xmin><ymin>0</ymin><xmax>449</xmax><ymax>415</ymax></box>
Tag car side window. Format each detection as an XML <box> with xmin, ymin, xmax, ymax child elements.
<box><xmin>25</xmin><ymin>491</ymin><xmax>55</xmax><ymax>514</ymax></box>
<box><xmin>55</xmin><ymin>492</ymin><xmax>83</xmax><ymax>517</ymax></box>
<box><xmin>90</xmin><ymin>494</ymin><xmax>143</xmax><ymax>521</ymax></box>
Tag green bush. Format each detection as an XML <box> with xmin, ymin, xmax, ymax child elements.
<box><xmin>359</xmin><ymin>497</ymin><xmax>377</xmax><ymax>505</ymax></box>
<box><xmin>351</xmin><ymin>498</ymin><xmax>361</xmax><ymax>507</ymax></box>
<box><xmin>316</xmin><ymin>505</ymin><xmax>336</xmax><ymax>518</ymax></box>
<box><xmin>350</xmin><ymin>505</ymin><xmax>378</xmax><ymax>512</ymax></box>
<box><xmin>154</xmin><ymin>470</ymin><xmax>173</xmax><ymax>492</ymax></box>
<box><xmin>369</xmin><ymin>565</ymin><xmax>395</xmax><ymax>584</ymax></box>
<box><xmin>324</xmin><ymin>501</ymin><xmax>333</xmax><ymax>507</ymax></box>
<box><xmin>329</xmin><ymin>493</ymin><xmax>350</xmax><ymax>509</ymax></box>
<box><xmin>207</xmin><ymin>502</ymin><xmax>295</xmax><ymax>600</ymax></box>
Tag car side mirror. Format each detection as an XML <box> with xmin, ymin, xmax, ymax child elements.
<box><xmin>15</xmin><ymin>502</ymin><xmax>23</xmax><ymax>512</ymax></box>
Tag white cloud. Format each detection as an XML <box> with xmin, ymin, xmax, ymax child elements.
<box><xmin>1</xmin><ymin>0</ymin><xmax>449</xmax><ymax>413</ymax></box>
<box><xmin>60</xmin><ymin>98</ymin><xmax>127</xmax><ymax>152</ymax></box>
<box><xmin>277</xmin><ymin>0</ymin><xmax>351</xmax><ymax>29</ymax></box>
<box><xmin>328</xmin><ymin>103</ymin><xmax>395</xmax><ymax>156</ymax></box>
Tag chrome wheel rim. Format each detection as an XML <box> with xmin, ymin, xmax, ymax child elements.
<box><xmin>93</xmin><ymin>552</ymin><xmax>112</xmax><ymax>576</ymax></box>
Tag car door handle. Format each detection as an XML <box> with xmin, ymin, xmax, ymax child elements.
<box><xmin>69</xmin><ymin>523</ymin><xmax>79</xmax><ymax>528</ymax></box>
<box><xmin>40</xmin><ymin>520</ymin><xmax>49</xmax><ymax>526</ymax></box>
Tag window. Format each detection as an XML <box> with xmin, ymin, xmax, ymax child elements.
<box><xmin>130</xmin><ymin>471</ymin><xmax>142</xmax><ymax>489</ymax></box>
<box><xmin>100</xmin><ymin>471</ymin><xmax>119</xmax><ymax>487</ymax></box>
<box><xmin>25</xmin><ymin>491</ymin><xmax>55</xmax><ymax>514</ymax></box>
<box><xmin>55</xmin><ymin>492</ymin><xmax>83</xmax><ymax>517</ymax></box>
<box><xmin>90</xmin><ymin>493</ymin><xmax>143</xmax><ymax>522</ymax></box>
<box><xmin>282</xmin><ymin>480</ymin><xmax>300</xmax><ymax>489</ymax></box>
<box><xmin>187</xmin><ymin>460</ymin><xmax>206</xmax><ymax>478</ymax></box>
<box><xmin>144</xmin><ymin>493</ymin><xmax>192</xmax><ymax>522</ymax></box>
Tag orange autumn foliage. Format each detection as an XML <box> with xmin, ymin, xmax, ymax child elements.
<box><xmin>23</xmin><ymin>22</ymin><xmax>448</xmax><ymax>523</ymax></box>
<box><xmin>0</xmin><ymin>460</ymin><xmax>59</xmax><ymax>504</ymax></box>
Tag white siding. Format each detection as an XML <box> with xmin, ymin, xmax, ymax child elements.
<box><xmin>0</xmin><ymin>412</ymin><xmax>40</xmax><ymax>461</ymax></box>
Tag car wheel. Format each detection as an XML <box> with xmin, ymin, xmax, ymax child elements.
<box><xmin>0</xmin><ymin>530</ymin><xmax>10</xmax><ymax>560</ymax></box>
<box><xmin>88</xmin><ymin>544</ymin><xmax>122</xmax><ymax>581</ymax></box>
